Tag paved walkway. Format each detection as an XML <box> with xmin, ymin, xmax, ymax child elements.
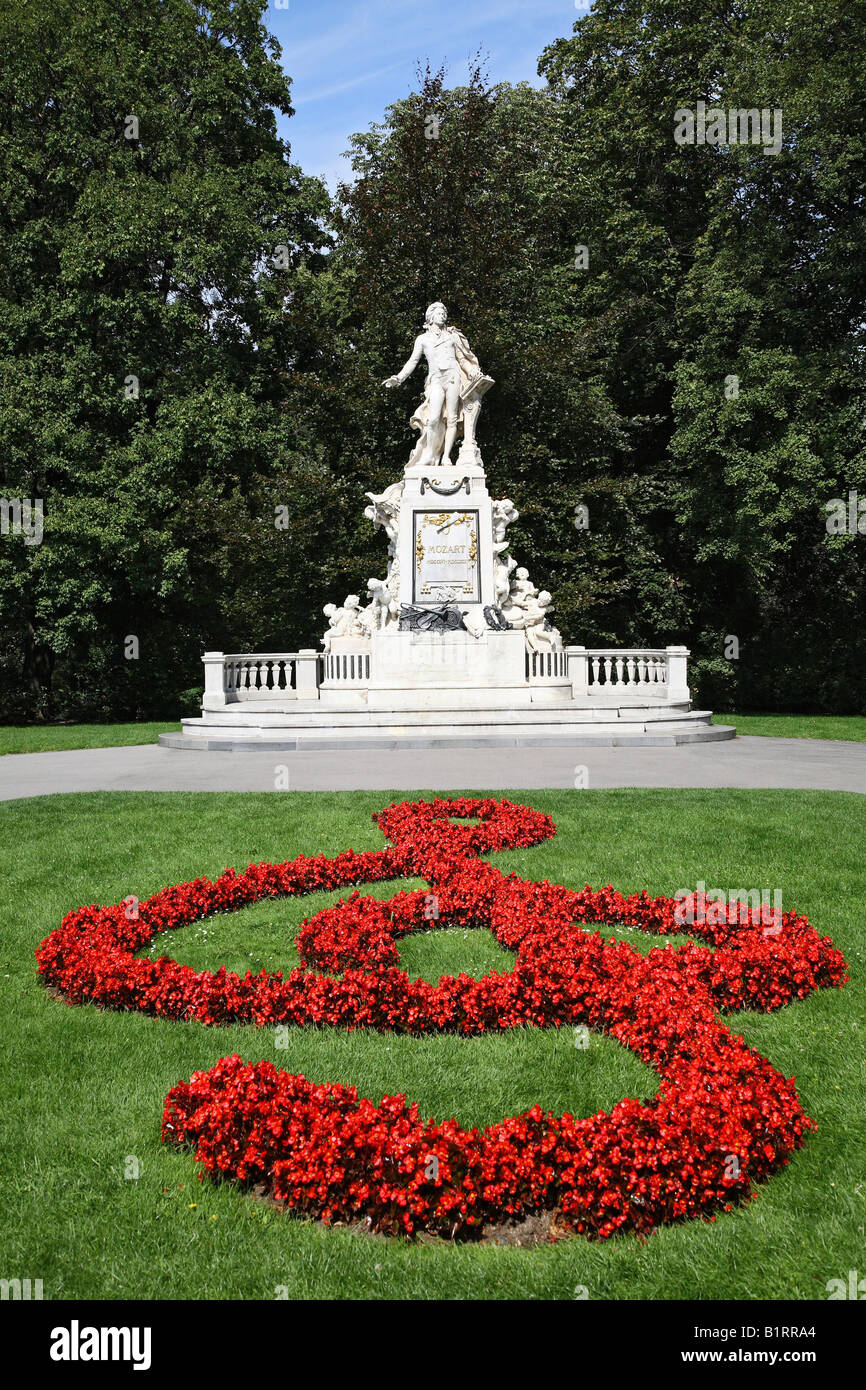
<box><xmin>1</xmin><ymin>735</ymin><xmax>864</xmax><ymax>799</ymax></box>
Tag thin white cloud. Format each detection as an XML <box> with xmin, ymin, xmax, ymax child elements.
<box><xmin>298</xmin><ymin>58</ymin><xmax>410</xmax><ymax>105</ymax></box>
<box><xmin>273</xmin><ymin>0</ymin><xmax>578</xmax><ymax>182</ymax></box>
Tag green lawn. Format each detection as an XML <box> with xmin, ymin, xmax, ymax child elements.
<box><xmin>3</xmin><ymin>714</ymin><xmax>865</xmax><ymax>756</ymax></box>
<box><xmin>713</xmin><ymin>713</ymin><xmax>866</xmax><ymax>740</ymax></box>
<box><xmin>0</xmin><ymin>722</ymin><xmax>181</xmax><ymax>754</ymax></box>
<box><xmin>0</xmin><ymin>788</ymin><xmax>863</xmax><ymax>1300</ymax></box>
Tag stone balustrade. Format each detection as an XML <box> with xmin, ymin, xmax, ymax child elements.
<box><xmin>202</xmin><ymin>651</ymin><xmax>320</xmax><ymax>707</ymax></box>
<box><xmin>526</xmin><ymin>649</ymin><xmax>569</xmax><ymax>683</ymax></box>
<box><xmin>565</xmin><ymin>645</ymin><xmax>690</xmax><ymax>702</ymax></box>
<box><xmin>201</xmin><ymin>643</ymin><xmax>690</xmax><ymax>707</ymax></box>
<box><xmin>321</xmin><ymin>649</ymin><xmax>372</xmax><ymax>686</ymax></box>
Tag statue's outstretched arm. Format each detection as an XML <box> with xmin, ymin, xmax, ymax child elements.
<box><xmin>383</xmin><ymin>335</ymin><xmax>424</xmax><ymax>388</ymax></box>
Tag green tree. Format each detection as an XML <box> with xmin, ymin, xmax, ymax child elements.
<box><xmin>330</xmin><ymin>58</ymin><xmax>700</xmax><ymax>650</ymax></box>
<box><xmin>5</xmin><ymin>0</ymin><xmax>862</xmax><ymax>721</ymax></box>
<box><xmin>0</xmin><ymin>0</ymin><xmax>331</xmax><ymax>719</ymax></box>
<box><xmin>539</xmin><ymin>0</ymin><xmax>865</xmax><ymax>710</ymax></box>
<box><xmin>666</xmin><ymin>0</ymin><xmax>866</xmax><ymax>710</ymax></box>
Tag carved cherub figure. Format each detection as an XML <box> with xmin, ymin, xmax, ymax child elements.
<box><xmin>491</xmin><ymin>498</ymin><xmax>518</xmax><ymax>545</ymax></box>
<box><xmin>494</xmin><ymin>552</ymin><xmax>517</xmax><ymax>606</ymax></box>
<box><xmin>364</xmin><ymin>481</ymin><xmax>404</xmax><ymax>552</ymax></box>
<box><xmin>500</xmin><ymin>566</ymin><xmax>537</xmax><ymax>624</ymax></box>
<box><xmin>522</xmin><ymin>590</ymin><xmax>562</xmax><ymax>653</ymax></box>
<box><xmin>366</xmin><ymin>576</ymin><xmax>399</xmax><ymax>629</ymax></box>
<box><xmin>321</xmin><ymin>595</ymin><xmax>368</xmax><ymax>649</ymax></box>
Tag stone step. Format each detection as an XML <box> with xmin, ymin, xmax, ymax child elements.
<box><xmin>161</xmin><ymin>710</ymin><xmax>734</xmax><ymax>751</ymax></box>
<box><xmin>191</xmin><ymin>701</ymin><xmax>701</xmax><ymax>729</ymax></box>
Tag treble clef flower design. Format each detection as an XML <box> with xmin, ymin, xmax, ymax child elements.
<box><xmin>37</xmin><ymin>799</ymin><xmax>847</xmax><ymax>1240</ymax></box>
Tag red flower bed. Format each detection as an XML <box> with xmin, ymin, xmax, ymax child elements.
<box><xmin>37</xmin><ymin>797</ymin><xmax>848</xmax><ymax>1239</ymax></box>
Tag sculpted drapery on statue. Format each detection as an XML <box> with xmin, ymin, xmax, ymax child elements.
<box><xmin>383</xmin><ymin>301</ymin><xmax>494</xmax><ymax>468</ymax></box>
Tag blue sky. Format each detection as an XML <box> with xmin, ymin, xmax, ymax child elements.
<box><xmin>265</xmin><ymin>0</ymin><xmax>588</xmax><ymax>188</ymax></box>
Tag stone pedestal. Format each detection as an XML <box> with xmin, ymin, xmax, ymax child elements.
<box><xmin>316</xmin><ymin>450</ymin><xmax>571</xmax><ymax>702</ymax></box>
<box><xmin>397</xmin><ymin>464</ymin><xmax>494</xmax><ymax>611</ymax></box>
<box><xmin>366</xmin><ymin>626</ymin><xmax>547</xmax><ymax>708</ymax></box>
<box><xmin>371</xmin><ymin>625</ymin><xmax>524</xmax><ymax>687</ymax></box>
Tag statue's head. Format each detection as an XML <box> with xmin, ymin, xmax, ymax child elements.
<box><xmin>345</xmin><ymin>594</ymin><xmax>361</xmax><ymax>609</ymax></box>
<box><xmin>425</xmin><ymin>301</ymin><xmax>447</xmax><ymax>328</ymax></box>
<box><xmin>516</xmin><ymin>567</ymin><xmax>529</xmax><ymax>580</ymax></box>
<box><xmin>323</xmin><ymin>603</ymin><xmax>337</xmax><ymax>617</ymax></box>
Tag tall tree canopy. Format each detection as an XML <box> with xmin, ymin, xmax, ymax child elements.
<box><xmin>0</xmin><ymin>0</ymin><xmax>331</xmax><ymax>717</ymax></box>
<box><xmin>1</xmin><ymin>0</ymin><xmax>863</xmax><ymax>719</ymax></box>
<box><xmin>330</xmin><ymin>62</ymin><xmax>691</xmax><ymax>651</ymax></box>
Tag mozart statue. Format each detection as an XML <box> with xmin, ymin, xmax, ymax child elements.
<box><xmin>383</xmin><ymin>301</ymin><xmax>493</xmax><ymax>468</ymax></box>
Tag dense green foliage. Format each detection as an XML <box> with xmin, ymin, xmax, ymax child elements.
<box><xmin>0</xmin><ymin>0</ymin><xmax>333</xmax><ymax>719</ymax></box>
<box><xmin>1</xmin><ymin>0</ymin><xmax>863</xmax><ymax>719</ymax></box>
<box><xmin>1</xmin><ymin>787</ymin><xmax>863</xmax><ymax>1296</ymax></box>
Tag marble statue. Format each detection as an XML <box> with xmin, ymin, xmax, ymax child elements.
<box><xmin>522</xmin><ymin>590</ymin><xmax>562</xmax><ymax>653</ymax></box>
<box><xmin>501</xmin><ymin>566</ymin><xmax>563</xmax><ymax>650</ymax></box>
<box><xmin>364</xmin><ymin>481</ymin><xmax>403</xmax><ymax>549</ymax></box>
<box><xmin>366</xmin><ymin>576</ymin><xmax>399</xmax><ymax>630</ymax></box>
<box><xmin>504</xmin><ymin>566</ymin><xmax>536</xmax><ymax>610</ymax></box>
<box><xmin>321</xmin><ymin>595</ymin><xmax>368</xmax><ymax>649</ymax></box>
<box><xmin>491</xmin><ymin>498</ymin><xmax>518</xmax><ymax>544</ymax></box>
<box><xmin>485</xmin><ymin>498</ymin><xmax>519</xmax><ymax>615</ymax></box>
<box><xmin>362</xmin><ymin>481</ymin><xmax>403</xmax><ymax>629</ymax></box>
<box><xmin>383</xmin><ymin>302</ymin><xmax>494</xmax><ymax>468</ymax></box>
<box><xmin>318</xmin><ymin>308</ymin><xmax>563</xmax><ymax>658</ymax></box>
<box><xmin>494</xmin><ymin>552</ymin><xmax>517</xmax><ymax>607</ymax></box>
<box><xmin>321</xmin><ymin>603</ymin><xmax>341</xmax><ymax>651</ymax></box>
